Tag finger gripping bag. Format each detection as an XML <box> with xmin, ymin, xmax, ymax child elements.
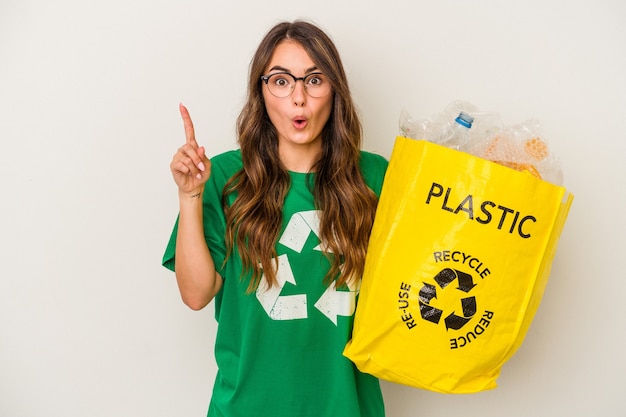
<box><xmin>343</xmin><ymin>136</ymin><xmax>573</xmax><ymax>394</ymax></box>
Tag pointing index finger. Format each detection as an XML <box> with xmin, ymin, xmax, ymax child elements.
<box><xmin>179</xmin><ymin>103</ymin><xmax>196</xmax><ymax>146</ymax></box>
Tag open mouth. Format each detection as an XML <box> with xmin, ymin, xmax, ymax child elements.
<box><xmin>293</xmin><ymin>118</ymin><xmax>307</xmax><ymax>129</ymax></box>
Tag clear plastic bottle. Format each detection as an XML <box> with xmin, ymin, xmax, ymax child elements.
<box><xmin>440</xmin><ymin>111</ymin><xmax>474</xmax><ymax>151</ymax></box>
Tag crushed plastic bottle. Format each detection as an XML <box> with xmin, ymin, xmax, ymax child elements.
<box><xmin>440</xmin><ymin>112</ymin><xmax>475</xmax><ymax>151</ymax></box>
<box><xmin>398</xmin><ymin>102</ymin><xmax>564</xmax><ymax>185</ymax></box>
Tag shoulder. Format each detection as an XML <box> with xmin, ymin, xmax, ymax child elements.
<box><xmin>359</xmin><ymin>151</ymin><xmax>388</xmax><ymax>172</ymax></box>
<box><xmin>209</xmin><ymin>149</ymin><xmax>243</xmax><ymax>180</ymax></box>
<box><xmin>211</xmin><ymin>149</ymin><xmax>242</xmax><ymax>168</ymax></box>
<box><xmin>359</xmin><ymin>151</ymin><xmax>388</xmax><ymax>197</ymax></box>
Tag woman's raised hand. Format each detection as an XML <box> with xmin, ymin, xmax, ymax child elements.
<box><xmin>170</xmin><ymin>104</ymin><xmax>211</xmax><ymax>196</ymax></box>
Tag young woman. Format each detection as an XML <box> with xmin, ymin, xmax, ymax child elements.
<box><xmin>163</xmin><ymin>20</ymin><xmax>388</xmax><ymax>417</ymax></box>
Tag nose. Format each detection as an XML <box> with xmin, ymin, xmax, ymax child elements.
<box><xmin>291</xmin><ymin>79</ymin><xmax>307</xmax><ymax>106</ymax></box>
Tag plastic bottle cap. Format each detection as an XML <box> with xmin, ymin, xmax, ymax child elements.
<box><xmin>455</xmin><ymin>112</ymin><xmax>474</xmax><ymax>128</ymax></box>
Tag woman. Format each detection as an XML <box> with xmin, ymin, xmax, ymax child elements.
<box><xmin>163</xmin><ymin>20</ymin><xmax>388</xmax><ymax>417</ymax></box>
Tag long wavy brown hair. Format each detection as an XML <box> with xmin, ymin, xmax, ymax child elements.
<box><xmin>223</xmin><ymin>20</ymin><xmax>379</xmax><ymax>293</ymax></box>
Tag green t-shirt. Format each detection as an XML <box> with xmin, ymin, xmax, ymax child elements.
<box><xmin>163</xmin><ymin>149</ymin><xmax>388</xmax><ymax>417</ymax></box>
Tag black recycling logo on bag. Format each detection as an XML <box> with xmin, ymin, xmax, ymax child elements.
<box><xmin>419</xmin><ymin>268</ymin><xmax>476</xmax><ymax>330</ymax></box>
<box><xmin>397</xmin><ymin>251</ymin><xmax>495</xmax><ymax>349</ymax></box>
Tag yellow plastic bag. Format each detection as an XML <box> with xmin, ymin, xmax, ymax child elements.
<box><xmin>344</xmin><ymin>137</ymin><xmax>573</xmax><ymax>394</ymax></box>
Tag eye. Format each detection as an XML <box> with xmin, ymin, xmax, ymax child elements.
<box><xmin>271</xmin><ymin>74</ymin><xmax>291</xmax><ymax>87</ymax></box>
<box><xmin>306</xmin><ymin>74</ymin><xmax>325</xmax><ymax>86</ymax></box>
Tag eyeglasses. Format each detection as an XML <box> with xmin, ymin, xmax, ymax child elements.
<box><xmin>260</xmin><ymin>72</ymin><xmax>331</xmax><ymax>98</ymax></box>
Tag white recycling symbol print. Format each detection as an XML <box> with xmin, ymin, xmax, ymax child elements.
<box><xmin>255</xmin><ymin>210</ymin><xmax>358</xmax><ymax>325</ymax></box>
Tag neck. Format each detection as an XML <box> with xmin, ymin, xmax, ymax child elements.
<box><xmin>279</xmin><ymin>142</ymin><xmax>322</xmax><ymax>173</ymax></box>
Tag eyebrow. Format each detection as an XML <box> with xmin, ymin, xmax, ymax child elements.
<box><xmin>268</xmin><ymin>65</ymin><xmax>320</xmax><ymax>74</ymax></box>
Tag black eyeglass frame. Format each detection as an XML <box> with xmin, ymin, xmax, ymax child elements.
<box><xmin>260</xmin><ymin>72</ymin><xmax>330</xmax><ymax>98</ymax></box>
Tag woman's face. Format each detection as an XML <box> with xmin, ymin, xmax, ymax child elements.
<box><xmin>262</xmin><ymin>40</ymin><xmax>333</xmax><ymax>171</ymax></box>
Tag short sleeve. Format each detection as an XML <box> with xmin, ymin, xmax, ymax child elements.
<box><xmin>161</xmin><ymin>151</ymin><xmax>241</xmax><ymax>275</ymax></box>
<box><xmin>359</xmin><ymin>151</ymin><xmax>389</xmax><ymax>197</ymax></box>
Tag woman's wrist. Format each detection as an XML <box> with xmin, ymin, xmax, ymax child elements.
<box><xmin>178</xmin><ymin>189</ymin><xmax>204</xmax><ymax>212</ymax></box>
<box><xmin>178</xmin><ymin>187</ymin><xmax>204</xmax><ymax>200</ymax></box>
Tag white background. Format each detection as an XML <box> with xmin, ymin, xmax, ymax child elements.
<box><xmin>1</xmin><ymin>0</ymin><xmax>624</xmax><ymax>416</ymax></box>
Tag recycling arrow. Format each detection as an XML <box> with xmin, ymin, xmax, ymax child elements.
<box><xmin>313</xmin><ymin>279</ymin><xmax>358</xmax><ymax>325</ymax></box>
<box><xmin>278</xmin><ymin>210</ymin><xmax>324</xmax><ymax>253</ymax></box>
<box><xmin>419</xmin><ymin>283</ymin><xmax>443</xmax><ymax>324</ymax></box>
<box><xmin>435</xmin><ymin>268</ymin><xmax>476</xmax><ymax>292</ymax></box>
<box><xmin>444</xmin><ymin>296</ymin><xmax>477</xmax><ymax>330</ymax></box>
<box><xmin>255</xmin><ymin>254</ymin><xmax>308</xmax><ymax>320</ymax></box>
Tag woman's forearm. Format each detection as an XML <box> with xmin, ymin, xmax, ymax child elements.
<box><xmin>174</xmin><ymin>192</ymin><xmax>223</xmax><ymax>310</ymax></box>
